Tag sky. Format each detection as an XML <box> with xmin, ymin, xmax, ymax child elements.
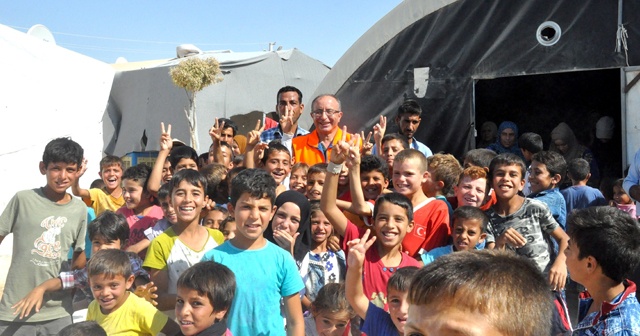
<box><xmin>1</xmin><ymin>1</ymin><xmax>402</xmax><ymax>67</ymax></box>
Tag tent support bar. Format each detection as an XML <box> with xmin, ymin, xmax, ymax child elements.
<box><xmin>625</xmin><ymin>72</ymin><xmax>640</xmax><ymax>93</ymax></box>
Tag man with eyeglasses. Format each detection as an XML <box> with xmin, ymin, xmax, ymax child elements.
<box><xmin>291</xmin><ymin>94</ymin><xmax>356</xmax><ymax>166</ymax></box>
<box><xmin>260</xmin><ymin>86</ymin><xmax>309</xmax><ymax>146</ymax></box>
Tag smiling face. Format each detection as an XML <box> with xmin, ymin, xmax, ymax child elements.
<box><xmin>373</xmin><ymin>201</ymin><xmax>413</xmax><ymax>250</ymax></box>
<box><xmin>491</xmin><ymin>164</ymin><xmax>525</xmax><ymax>200</ymax></box>
<box><xmin>40</xmin><ymin>161</ymin><xmax>79</xmax><ymax>197</ymax></box>
<box><xmin>171</xmin><ymin>180</ymin><xmax>205</xmax><ymax>225</ymax></box>
<box><xmin>454</xmin><ymin>176</ymin><xmax>487</xmax><ymax>207</ymax></box>
<box><xmin>311</xmin><ymin>95</ymin><xmax>342</xmax><ymax>136</ymax></box>
<box><xmin>122</xmin><ymin>179</ymin><xmax>151</xmax><ymax>214</ymax></box>
<box><xmin>160</xmin><ymin>195</ymin><xmax>178</xmax><ymax>224</ymax></box>
<box><xmin>229</xmin><ymin>193</ymin><xmax>276</xmax><ymax>249</ymax></box>
<box><xmin>289</xmin><ymin>168</ymin><xmax>307</xmax><ymax>194</ymax></box>
<box><xmin>313</xmin><ymin>310</ymin><xmax>351</xmax><ymax>336</ymax></box>
<box><xmin>452</xmin><ymin>218</ymin><xmax>486</xmax><ymax>252</ymax></box>
<box><xmin>388</xmin><ymin>288</ymin><xmax>410</xmax><ymax>334</ymax></box>
<box><xmin>90</xmin><ymin>235</ymin><xmax>123</xmax><ymax>256</ymax></box>
<box><xmin>310</xmin><ymin>210</ymin><xmax>332</xmax><ymax>245</ymax></box>
<box><xmin>306</xmin><ymin>172</ymin><xmax>326</xmax><ymax>201</ymax></box>
<box><xmin>176</xmin><ymin>287</ymin><xmax>226</xmax><ymax>336</ymax></box>
<box><xmin>392</xmin><ymin>158</ymin><xmax>427</xmax><ymax>197</ymax></box>
<box><xmin>162</xmin><ymin>159</ymin><xmax>173</xmax><ymax>183</ymax></box>
<box><xmin>613</xmin><ymin>185</ymin><xmax>632</xmax><ymax>205</ymax></box>
<box><xmin>271</xmin><ymin>202</ymin><xmax>301</xmax><ymax>236</ymax></box>
<box><xmin>396</xmin><ymin>114</ymin><xmax>421</xmax><ymax>140</ymax></box>
<box><xmin>361</xmin><ymin>171</ymin><xmax>388</xmax><ymax>200</ymax></box>
<box><xmin>264</xmin><ymin>150</ymin><xmax>291</xmax><ymax>185</ymax></box>
<box><xmin>528</xmin><ymin>161</ymin><xmax>557</xmax><ymax>194</ymax></box>
<box><xmin>99</xmin><ymin>164</ymin><xmax>123</xmax><ymax>193</ymax></box>
<box><xmin>405</xmin><ymin>304</ymin><xmax>506</xmax><ymax>336</ymax></box>
<box><xmin>90</xmin><ymin>273</ymin><xmax>134</xmax><ymax>314</ymax></box>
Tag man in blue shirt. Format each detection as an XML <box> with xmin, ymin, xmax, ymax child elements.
<box><xmin>372</xmin><ymin>99</ymin><xmax>433</xmax><ymax>158</ymax></box>
<box><xmin>260</xmin><ymin>86</ymin><xmax>309</xmax><ymax>147</ymax></box>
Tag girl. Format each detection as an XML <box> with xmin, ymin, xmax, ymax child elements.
<box><xmin>304</xmin><ymin>283</ymin><xmax>355</xmax><ymax>336</ymax></box>
<box><xmin>264</xmin><ymin>190</ymin><xmax>312</xmax><ymax>265</ymax></box>
<box><xmin>611</xmin><ymin>178</ymin><xmax>637</xmax><ymax>218</ymax></box>
<box><xmin>290</xmin><ymin>162</ymin><xmax>309</xmax><ymax>194</ymax></box>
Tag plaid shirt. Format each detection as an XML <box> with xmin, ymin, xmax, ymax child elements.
<box><xmin>60</xmin><ymin>252</ymin><xmax>149</xmax><ymax>297</ymax></box>
<box><xmin>260</xmin><ymin>125</ymin><xmax>309</xmax><ymax>143</ymax></box>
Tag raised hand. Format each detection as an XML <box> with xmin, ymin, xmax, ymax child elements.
<box><xmin>280</xmin><ymin>107</ymin><xmax>295</xmax><ymax>135</ymax></box>
<box><xmin>274</xmin><ymin>230</ymin><xmax>299</xmax><ymax>256</ymax></box>
<box><xmin>345</xmin><ymin>133</ymin><xmax>362</xmax><ymax>168</ymax></box>
<box><xmin>76</xmin><ymin>158</ymin><xmax>89</xmax><ymax>178</ymax></box>
<box><xmin>247</xmin><ymin>119</ymin><xmax>265</xmax><ymax>149</ymax></box>
<box><xmin>209</xmin><ymin>118</ymin><xmax>226</xmax><ymax>143</ymax></box>
<box><xmin>373</xmin><ymin>115</ymin><xmax>387</xmax><ymax>145</ymax></box>
<box><xmin>159</xmin><ymin>122</ymin><xmax>173</xmax><ymax>152</ymax></box>
<box><xmin>330</xmin><ymin>126</ymin><xmax>351</xmax><ymax>165</ymax></box>
<box><xmin>360</xmin><ymin>131</ymin><xmax>373</xmax><ymax>156</ymax></box>
<box><xmin>346</xmin><ymin>229</ymin><xmax>376</xmax><ymax>268</ymax></box>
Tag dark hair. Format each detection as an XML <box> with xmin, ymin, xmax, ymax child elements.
<box><xmin>613</xmin><ymin>178</ymin><xmax>625</xmax><ymax>190</ymax></box>
<box><xmin>426</xmin><ymin>154</ymin><xmax>463</xmax><ymax>195</ymax></box>
<box><xmin>397</xmin><ymin>99</ymin><xmax>422</xmax><ymax>118</ymax></box>
<box><xmin>519</xmin><ymin>132</ymin><xmax>543</xmax><ymax>154</ymax></box>
<box><xmin>170</xmin><ymin>169</ymin><xmax>207</xmax><ymax>196</ymax></box>
<box><xmin>169</xmin><ymin>146</ymin><xmax>199</xmax><ymax>170</ymax></box>
<box><xmin>90</xmin><ymin>178</ymin><xmax>105</xmax><ymax>190</ymax></box>
<box><xmin>308</xmin><ymin>163</ymin><xmax>328</xmax><ymax>176</ymax></box>
<box><xmin>453</xmin><ymin>206</ymin><xmax>488</xmax><ymax>233</ymax></box>
<box><xmin>58</xmin><ymin>321</ymin><xmax>106</xmax><ymax>336</ymax></box>
<box><xmin>381</xmin><ymin>133</ymin><xmax>409</xmax><ymax>150</ymax></box>
<box><xmin>99</xmin><ymin>155</ymin><xmax>124</xmax><ymax>171</ymax></box>
<box><xmin>409</xmin><ymin>250</ymin><xmax>552</xmax><ymax>336</ymax></box>
<box><xmin>218</xmin><ymin>118</ymin><xmax>238</xmax><ymax>137</ymax></box>
<box><xmin>230</xmin><ymin>169</ymin><xmax>277</xmax><ymax>207</ymax></box>
<box><xmin>388</xmin><ymin>266</ymin><xmax>419</xmax><ymax>292</ymax></box>
<box><xmin>464</xmin><ymin>148</ymin><xmax>497</xmax><ymax>168</ymax></box>
<box><xmin>360</xmin><ymin>155</ymin><xmax>389</xmax><ymax>181</ymax></box>
<box><xmin>177</xmin><ymin>261</ymin><xmax>236</xmax><ymax>320</ymax></box>
<box><xmin>531</xmin><ymin>151</ymin><xmax>567</xmax><ymax>180</ymax></box>
<box><xmin>312</xmin><ymin>283</ymin><xmax>355</xmax><ymax>318</ymax></box>
<box><xmin>309</xmin><ymin>200</ymin><xmax>322</xmax><ymax>217</ymax></box>
<box><xmin>567</xmin><ymin>207</ymin><xmax>640</xmax><ymax>283</ymax></box>
<box><xmin>261</xmin><ymin>140</ymin><xmax>291</xmax><ymax>165</ymax></box>
<box><xmin>87</xmin><ymin>249</ymin><xmax>133</xmax><ymax>279</ymax></box>
<box><xmin>122</xmin><ymin>164</ymin><xmax>153</xmax><ymax>190</ymax></box>
<box><xmin>232</xmin><ymin>155</ymin><xmax>244</xmax><ymax>167</ymax></box>
<box><xmin>200</xmin><ymin>163</ymin><xmax>228</xmax><ymax>199</ymax></box>
<box><xmin>220</xmin><ymin>216</ymin><xmax>235</xmax><ymax>235</ymax></box>
<box><xmin>489</xmin><ymin>153</ymin><xmax>527</xmax><ymax>179</ymax></box>
<box><xmin>219</xmin><ymin>141</ymin><xmax>233</xmax><ymax>152</ymax></box>
<box><xmin>277</xmin><ymin>86</ymin><xmax>303</xmax><ymax>104</ymax></box>
<box><xmin>567</xmin><ymin>158</ymin><xmax>591</xmax><ymax>181</ymax></box>
<box><xmin>373</xmin><ymin>192</ymin><xmax>414</xmax><ymax>223</ymax></box>
<box><xmin>158</xmin><ymin>182</ymin><xmax>172</xmax><ymax>201</ymax></box>
<box><xmin>42</xmin><ymin>137</ymin><xmax>84</xmax><ymax>167</ymax></box>
<box><xmin>88</xmin><ymin>210</ymin><xmax>129</xmax><ymax>244</ymax></box>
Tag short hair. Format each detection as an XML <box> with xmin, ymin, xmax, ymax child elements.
<box><xmin>397</xmin><ymin>99</ymin><xmax>422</xmax><ymax>118</ymax></box>
<box><xmin>374</xmin><ymin>192</ymin><xmax>414</xmax><ymax>223</ymax></box>
<box><xmin>58</xmin><ymin>321</ymin><xmax>106</xmax><ymax>336</ymax></box>
<box><xmin>453</xmin><ymin>206</ymin><xmax>488</xmax><ymax>233</ymax></box>
<box><xmin>489</xmin><ymin>153</ymin><xmax>527</xmax><ymax>179</ymax></box>
<box><xmin>311</xmin><ymin>94</ymin><xmax>341</xmax><ymax>111</ymax></box>
<box><xmin>519</xmin><ymin>132</ymin><xmax>543</xmax><ymax>154</ymax></box>
<box><xmin>210</xmin><ymin>205</ymin><xmax>229</xmax><ymax>217</ymax></box>
<box><xmin>218</xmin><ymin>118</ymin><xmax>238</xmax><ymax>137</ymax></box>
<box><xmin>408</xmin><ymin>250</ymin><xmax>553</xmax><ymax>336</ymax></box>
<box><xmin>308</xmin><ymin>163</ymin><xmax>328</xmax><ymax>176</ymax></box>
<box><xmin>381</xmin><ymin>133</ymin><xmax>409</xmax><ymax>150</ymax></box>
<box><xmin>261</xmin><ymin>140</ymin><xmax>291</xmax><ymax>165</ymax></box>
<box><xmin>90</xmin><ymin>178</ymin><xmax>105</xmax><ymax>190</ymax></box>
<box><xmin>291</xmin><ymin>162</ymin><xmax>309</xmax><ymax>175</ymax></box>
<box><xmin>200</xmin><ymin>163</ymin><xmax>228</xmax><ymax>199</ymax></box>
<box><xmin>232</xmin><ymin>155</ymin><xmax>244</xmax><ymax>167</ymax></box>
<box><xmin>531</xmin><ymin>151</ymin><xmax>567</xmax><ymax>180</ymax></box>
<box><xmin>394</xmin><ymin>149</ymin><xmax>427</xmax><ymax>173</ymax></box>
<box><xmin>88</xmin><ymin>210</ymin><xmax>129</xmax><ymax>243</ymax></box>
<box><xmin>388</xmin><ymin>266</ymin><xmax>419</xmax><ymax>292</ymax></box>
<box><xmin>170</xmin><ymin>169</ymin><xmax>207</xmax><ymax>196</ymax></box>
<box><xmin>122</xmin><ymin>163</ymin><xmax>153</xmax><ymax>190</ymax></box>
<box><xmin>230</xmin><ymin>168</ymin><xmax>277</xmax><ymax>207</ymax></box>
<box><xmin>567</xmin><ymin>207</ymin><xmax>640</xmax><ymax>283</ymax></box>
<box><xmin>277</xmin><ymin>86</ymin><xmax>303</xmax><ymax>104</ymax></box>
<box><xmin>177</xmin><ymin>261</ymin><xmax>236</xmax><ymax>319</ymax></box>
<box><xmin>312</xmin><ymin>283</ymin><xmax>355</xmax><ymax>319</ymax></box>
<box><xmin>42</xmin><ymin>137</ymin><xmax>84</xmax><ymax>167</ymax></box>
<box><xmin>169</xmin><ymin>146</ymin><xmax>199</xmax><ymax>169</ymax></box>
<box><xmin>219</xmin><ymin>141</ymin><xmax>233</xmax><ymax>154</ymax></box>
<box><xmin>87</xmin><ymin>249</ymin><xmax>133</xmax><ymax>279</ymax></box>
<box><xmin>157</xmin><ymin>182</ymin><xmax>172</xmax><ymax>201</ymax></box>
<box><xmin>458</xmin><ymin>165</ymin><xmax>488</xmax><ymax>184</ymax></box>
<box><xmin>426</xmin><ymin>154</ymin><xmax>463</xmax><ymax>195</ymax></box>
<box><xmin>99</xmin><ymin>155</ymin><xmax>124</xmax><ymax>170</ymax></box>
<box><xmin>360</xmin><ymin>154</ymin><xmax>389</xmax><ymax>181</ymax></box>
<box><xmin>464</xmin><ymin>148</ymin><xmax>497</xmax><ymax>168</ymax></box>
<box><xmin>567</xmin><ymin>158</ymin><xmax>591</xmax><ymax>181</ymax></box>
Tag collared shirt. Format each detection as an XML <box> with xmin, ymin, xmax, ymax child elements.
<box><xmin>372</xmin><ymin>137</ymin><xmax>433</xmax><ymax>158</ymax></box>
<box><xmin>292</xmin><ymin>127</ymin><xmax>356</xmax><ymax>166</ymax></box>
<box><xmin>527</xmin><ymin>188</ymin><xmax>567</xmax><ymax>230</ymax></box>
<box><xmin>260</xmin><ymin>125</ymin><xmax>309</xmax><ymax>143</ymax></box>
<box><xmin>574</xmin><ymin>280</ymin><xmax>640</xmax><ymax>335</ymax></box>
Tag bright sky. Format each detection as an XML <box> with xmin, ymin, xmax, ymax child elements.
<box><xmin>1</xmin><ymin>1</ymin><xmax>402</xmax><ymax>66</ymax></box>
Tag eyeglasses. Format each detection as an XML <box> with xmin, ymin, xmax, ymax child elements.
<box><xmin>311</xmin><ymin>109</ymin><xmax>341</xmax><ymax>117</ymax></box>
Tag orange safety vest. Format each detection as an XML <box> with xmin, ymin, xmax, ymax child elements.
<box><xmin>291</xmin><ymin>127</ymin><xmax>357</xmax><ymax>166</ymax></box>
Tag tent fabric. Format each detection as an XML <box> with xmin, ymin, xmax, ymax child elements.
<box><xmin>106</xmin><ymin>49</ymin><xmax>329</xmax><ymax>156</ymax></box>
<box><xmin>313</xmin><ymin>0</ymin><xmax>640</xmax><ymax>159</ymax></box>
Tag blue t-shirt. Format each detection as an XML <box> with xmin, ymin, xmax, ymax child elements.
<box><xmin>560</xmin><ymin>185</ymin><xmax>606</xmax><ymax>217</ymax></box>
<box><xmin>361</xmin><ymin>301</ymin><xmax>399</xmax><ymax>336</ymax></box>
<box><xmin>421</xmin><ymin>245</ymin><xmax>454</xmax><ymax>265</ymax></box>
<box><xmin>201</xmin><ymin>240</ymin><xmax>304</xmax><ymax>336</ymax></box>
<box><xmin>528</xmin><ymin>188</ymin><xmax>566</xmax><ymax>230</ymax></box>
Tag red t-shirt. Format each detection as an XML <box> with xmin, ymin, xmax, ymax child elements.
<box><xmin>117</xmin><ymin>205</ymin><xmax>163</xmax><ymax>258</ymax></box>
<box><xmin>401</xmin><ymin>198</ymin><xmax>450</xmax><ymax>257</ymax></box>
<box><xmin>343</xmin><ymin>221</ymin><xmax>421</xmax><ymax>311</ymax></box>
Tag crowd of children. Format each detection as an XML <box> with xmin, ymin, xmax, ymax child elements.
<box><xmin>0</xmin><ymin>89</ymin><xmax>639</xmax><ymax>336</ymax></box>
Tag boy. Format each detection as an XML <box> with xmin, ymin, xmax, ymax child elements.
<box><xmin>560</xmin><ymin>158</ymin><xmax>606</xmax><ymax>215</ymax></box>
<box><xmin>462</xmin><ymin>148</ymin><xmax>497</xmax><ymax>211</ymax></box>
<box><xmin>519</xmin><ymin>132</ymin><xmax>543</xmax><ymax>196</ymax></box>
<box><xmin>393</xmin><ymin>149</ymin><xmax>450</xmax><ymax>257</ymax></box>
<box><xmin>260</xmin><ymin>141</ymin><xmax>292</xmax><ymax>194</ymax></box>
<box><xmin>452</xmin><ymin>165</ymin><xmax>488</xmax><ymax>209</ymax></box>
<box><xmin>201</xmin><ymin>169</ymin><xmax>304</xmax><ymax>335</ymax></box>
<box><xmin>566</xmin><ymin>207</ymin><xmax>640</xmax><ymax>334</ymax></box>
<box><xmin>144</xmin><ymin>170</ymin><xmax>224</xmax><ymax>311</ymax></box>
<box><xmin>72</xmin><ymin>155</ymin><xmax>125</xmax><ymax>215</ymax></box>
<box><xmin>321</xmin><ymin>133</ymin><xmax>421</xmax><ymax>310</ymax></box>
<box><xmin>203</xmin><ymin>206</ymin><xmax>228</xmax><ymax>230</ymax></box>
<box><xmin>0</xmin><ymin>137</ymin><xmax>87</xmax><ymax>334</ymax></box>
<box><xmin>486</xmin><ymin>153</ymin><xmax>570</xmax><ymax>291</ymax></box>
<box><xmin>307</xmin><ymin>163</ymin><xmax>328</xmax><ymax>201</ymax></box>
<box><xmin>421</xmin><ymin>206</ymin><xmax>488</xmax><ymax>264</ymax></box>
<box><xmin>175</xmin><ymin>261</ymin><xmax>235</xmax><ymax>336</ymax></box>
<box><xmin>12</xmin><ymin>211</ymin><xmax>153</xmax><ymax>319</ymax></box>
<box><xmin>527</xmin><ymin>151</ymin><xmax>567</xmax><ymax>230</ymax></box>
<box><xmin>406</xmin><ymin>249</ymin><xmax>554</xmax><ymax>336</ymax></box>
<box><xmin>209</xmin><ymin>118</ymin><xmax>238</xmax><ymax>168</ymax></box>
<box><xmin>345</xmin><ymin>228</ymin><xmax>418</xmax><ymax>336</ymax></box>
<box><xmin>342</xmin><ymin>154</ymin><xmax>391</xmax><ymax>228</ymax></box>
<box><xmin>379</xmin><ymin>133</ymin><xmax>409</xmax><ymax>181</ymax></box>
<box><xmin>86</xmin><ymin>249</ymin><xmax>180</xmax><ymax>335</ymax></box>
<box><xmin>423</xmin><ymin>153</ymin><xmax>463</xmax><ymax>224</ymax></box>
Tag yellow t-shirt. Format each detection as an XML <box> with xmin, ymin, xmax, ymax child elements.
<box><xmin>89</xmin><ymin>188</ymin><xmax>125</xmax><ymax>216</ymax></box>
<box><xmin>87</xmin><ymin>292</ymin><xmax>168</xmax><ymax>336</ymax></box>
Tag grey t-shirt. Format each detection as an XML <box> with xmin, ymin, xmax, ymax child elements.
<box><xmin>0</xmin><ymin>188</ymin><xmax>86</xmax><ymax>322</ymax></box>
<box><xmin>485</xmin><ymin>198</ymin><xmax>558</xmax><ymax>274</ymax></box>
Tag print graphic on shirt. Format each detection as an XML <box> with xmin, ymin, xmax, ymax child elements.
<box><xmin>414</xmin><ymin>226</ymin><xmax>426</xmax><ymax>238</ymax></box>
<box><xmin>31</xmin><ymin>216</ymin><xmax>66</xmax><ymax>259</ymax></box>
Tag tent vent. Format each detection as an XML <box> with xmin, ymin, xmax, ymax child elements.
<box><xmin>536</xmin><ymin>21</ymin><xmax>561</xmax><ymax>46</ymax></box>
